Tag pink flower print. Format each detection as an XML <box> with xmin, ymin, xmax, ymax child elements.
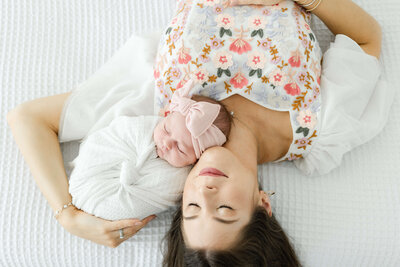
<box><xmin>270</xmin><ymin>3</ymin><xmax>281</xmax><ymax>10</ymax></box>
<box><xmin>176</xmin><ymin>78</ymin><xmax>189</xmax><ymax>89</ymax></box>
<box><xmin>304</xmin><ymin>23</ymin><xmax>311</xmax><ymax>31</ymax></box>
<box><xmin>317</xmin><ymin>76</ymin><xmax>321</xmax><ymax>85</ymax></box>
<box><xmin>268</xmin><ymin>69</ymin><xmax>287</xmax><ymax>86</ymax></box>
<box><xmin>247</xmin><ymin>51</ymin><xmax>266</xmax><ymax>70</ymax></box>
<box><xmin>230</xmin><ymin>72</ymin><xmax>248</xmax><ymax>89</ymax></box>
<box><xmin>154</xmin><ymin>68</ymin><xmax>160</xmax><ymax>79</ymax></box>
<box><xmin>248</xmin><ymin>15</ymin><xmax>267</xmax><ymax>31</ymax></box>
<box><xmin>284</xmin><ymin>82</ymin><xmax>301</xmax><ymax>96</ymax></box>
<box><xmin>230</xmin><ymin>38</ymin><xmax>252</xmax><ymax>55</ymax></box>
<box><xmin>171</xmin><ymin>67</ymin><xmax>182</xmax><ymax>80</ymax></box>
<box><xmin>310</xmin><ymin>59</ymin><xmax>321</xmax><ymax>77</ymax></box>
<box><xmin>288</xmin><ymin>55</ymin><xmax>301</xmax><ymax>68</ymax></box>
<box><xmin>216</xmin><ymin>14</ymin><xmax>234</xmax><ymax>29</ymax></box>
<box><xmin>229</xmin><ymin>27</ymin><xmax>252</xmax><ymax>55</ymax></box>
<box><xmin>192</xmin><ymin>68</ymin><xmax>209</xmax><ymax>84</ymax></box>
<box><xmin>203</xmin><ymin>0</ymin><xmax>220</xmax><ymax>6</ymax></box>
<box><xmin>171</xmin><ymin>17</ymin><xmax>178</xmax><ymax>25</ymax></box>
<box><xmin>177</xmin><ymin>43</ymin><xmax>192</xmax><ymax>65</ymax></box>
<box><xmin>213</xmin><ymin>51</ymin><xmax>233</xmax><ymax>70</ymax></box>
<box><xmin>296</xmin><ymin>110</ymin><xmax>317</xmax><ymax>129</ymax></box>
<box><xmin>288</xmin><ymin>48</ymin><xmax>302</xmax><ymax>68</ymax></box>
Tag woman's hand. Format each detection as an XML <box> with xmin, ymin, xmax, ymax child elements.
<box><xmin>58</xmin><ymin>206</ymin><xmax>156</xmax><ymax>248</ymax></box>
<box><xmin>225</xmin><ymin>0</ymin><xmax>284</xmax><ymax>6</ymax></box>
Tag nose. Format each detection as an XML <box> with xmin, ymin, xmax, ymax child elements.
<box><xmin>163</xmin><ymin>137</ymin><xmax>174</xmax><ymax>150</ymax></box>
<box><xmin>199</xmin><ymin>184</ymin><xmax>218</xmax><ymax>195</ymax></box>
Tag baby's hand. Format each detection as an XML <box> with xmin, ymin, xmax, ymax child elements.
<box><xmin>224</xmin><ymin>0</ymin><xmax>284</xmax><ymax>7</ymax></box>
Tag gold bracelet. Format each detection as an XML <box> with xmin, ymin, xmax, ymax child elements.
<box><xmin>301</xmin><ymin>0</ymin><xmax>318</xmax><ymax>7</ymax></box>
<box><xmin>307</xmin><ymin>0</ymin><xmax>323</xmax><ymax>12</ymax></box>
<box><xmin>54</xmin><ymin>202</ymin><xmax>73</xmax><ymax>218</ymax></box>
<box><xmin>294</xmin><ymin>0</ymin><xmax>323</xmax><ymax>12</ymax></box>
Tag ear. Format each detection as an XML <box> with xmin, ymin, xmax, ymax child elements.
<box><xmin>258</xmin><ymin>191</ymin><xmax>272</xmax><ymax>217</ymax></box>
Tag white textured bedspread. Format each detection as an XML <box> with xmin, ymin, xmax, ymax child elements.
<box><xmin>1</xmin><ymin>0</ymin><xmax>399</xmax><ymax>266</ymax></box>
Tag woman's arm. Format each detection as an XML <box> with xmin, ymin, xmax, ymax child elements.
<box><xmin>297</xmin><ymin>0</ymin><xmax>382</xmax><ymax>58</ymax></box>
<box><xmin>7</xmin><ymin>93</ymin><xmax>155</xmax><ymax>248</ymax></box>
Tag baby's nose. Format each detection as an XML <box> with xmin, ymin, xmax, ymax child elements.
<box><xmin>163</xmin><ymin>138</ymin><xmax>173</xmax><ymax>150</ymax></box>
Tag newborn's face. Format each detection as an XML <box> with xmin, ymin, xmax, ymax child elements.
<box><xmin>153</xmin><ymin>112</ymin><xmax>197</xmax><ymax>167</ymax></box>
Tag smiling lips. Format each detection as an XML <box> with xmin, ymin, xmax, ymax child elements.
<box><xmin>199</xmin><ymin>168</ymin><xmax>228</xmax><ymax>178</ymax></box>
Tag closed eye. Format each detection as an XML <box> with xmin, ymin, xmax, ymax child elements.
<box><xmin>177</xmin><ymin>144</ymin><xmax>185</xmax><ymax>154</ymax></box>
<box><xmin>219</xmin><ymin>205</ymin><xmax>233</xmax><ymax>210</ymax></box>
<box><xmin>164</xmin><ymin>123</ymin><xmax>169</xmax><ymax>134</ymax></box>
<box><xmin>188</xmin><ymin>203</ymin><xmax>233</xmax><ymax>210</ymax></box>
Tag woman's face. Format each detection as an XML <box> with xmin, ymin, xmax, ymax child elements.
<box><xmin>181</xmin><ymin>146</ymin><xmax>271</xmax><ymax>250</ymax></box>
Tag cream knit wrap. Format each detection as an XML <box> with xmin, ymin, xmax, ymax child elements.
<box><xmin>68</xmin><ymin>115</ymin><xmax>190</xmax><ymax>220</ymax></box>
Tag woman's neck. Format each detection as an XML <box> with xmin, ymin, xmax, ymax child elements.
<box><xmin>222</xmin><ymin>95</ymin><xmax>292</xmax><ymax>164</ymax></box>
<box><xmin>223</xmin><ymin>117</ymin><xmax>259</xmax><ymax>175</ymax></box>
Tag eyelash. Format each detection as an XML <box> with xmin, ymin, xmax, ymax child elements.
<box><xmin>189</xmin><ymin>203</ymin><xmax>233</xmax><ymax>210</ymax></box>
<box><xmin>177</xmin><ymin>145</ymin><xmax>183</xmax><ymax>154</ymax></box>
<box><xmin>164</xmin><ymin>124</ymin><xmax>184</xmax><ymax>154</ymax></box>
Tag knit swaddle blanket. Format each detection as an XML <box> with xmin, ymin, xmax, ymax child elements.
<box><xmin>68</xmin><ymin>115</ymin><xmax>190</xmax><ymax>220</ymax></box>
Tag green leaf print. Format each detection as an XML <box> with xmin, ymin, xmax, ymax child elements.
<box><xmin>217</xmin><ymin>68</ymin><xmax>223</xmax><ymax>77</ymax></box>
<box><xmin>257</xmin><ymin>69</ymin><xmax>262</xmax><ymax>78</ymax></box>
<box><xmin>220</xmin><ymin>28</ymin><xmax>225</xmax><ymax>38</ymax></box>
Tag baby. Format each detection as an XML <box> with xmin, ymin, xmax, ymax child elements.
<box><xmin>154</xmin><ymin>80</ymin><xmax>232</xmax><ymax>167</ymax></box>
<box><xmin>68</xmin><ymin>80</ymin><xmax>232</xmax><ymax>220</ymax></box>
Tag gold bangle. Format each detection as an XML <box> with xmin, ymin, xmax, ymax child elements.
<box><xmin>307</xmin><ymin>0</ymin><xmax>323</xmax><ymax>12</ymax></box>
<box><xmin>293</xmin><ymin>0</ymin><xmax>312</xmax><ymax>6</ymax></box>
<box><xmin>54</xmin><ymin>202</ymin><xmax>73</xmax><ymax>218</ymax></box>
<box><xmin>301</xmin><ymin>0</ymin><xmax>318</xmax><ymax>7</ymax></box>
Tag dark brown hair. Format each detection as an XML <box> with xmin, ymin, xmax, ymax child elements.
<box><xmin>190</xmin><ymin>95</ymin><xmax>232</xmax><ymax>141</ymax></box>
<box><xmin>163</xmin><ymin>201</ymin><xmax>301</xmax><ymax>267</ymax></box>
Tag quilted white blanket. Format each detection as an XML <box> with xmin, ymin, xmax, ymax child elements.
<box><xmin>1</xmin><ymin>0</ymin><xmax>399</xmax><ymax>266</ymax></box>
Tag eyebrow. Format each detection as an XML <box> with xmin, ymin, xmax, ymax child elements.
<box><xmin>183</xmin><ymin>216</ymin><xmax>239</xmax><ymax>224</ymax></box>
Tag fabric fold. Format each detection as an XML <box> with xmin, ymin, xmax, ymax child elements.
<box><xmin>69</xmin><ymin>116</ymin><xmax>190</xmax><ymax>220</ymax></box>
<box><xmin>294</xmin><ymin>35</ymin><xmax>394</xmax><ymax>175</ymax></box>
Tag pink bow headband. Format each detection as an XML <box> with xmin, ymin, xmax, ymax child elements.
<box><xmin>169</xmin><ymin>80</ymin><xmax>227</xmax><ymax>159</ymax></box>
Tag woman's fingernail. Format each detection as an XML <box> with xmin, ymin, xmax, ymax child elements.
<box><xmin>134</xmin><ymin>221</ymin><xmax>143</xmax><ymax>226</ymax></box>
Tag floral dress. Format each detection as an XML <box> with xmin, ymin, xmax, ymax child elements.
<box><xmin>154</xmin><ymin>0</ymin><xmax>323</xmax><ymax>162</ymax></box>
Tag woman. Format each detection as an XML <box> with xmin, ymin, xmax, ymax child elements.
<box><xmin>7</xmin><ymin>0</ymin><xmax>386</xmax><ymax>258</ymax></box>
<box><xmin>161</xmin><ymin>0</ymin><xmax>387</xmax><ymax>265</ymax></box>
